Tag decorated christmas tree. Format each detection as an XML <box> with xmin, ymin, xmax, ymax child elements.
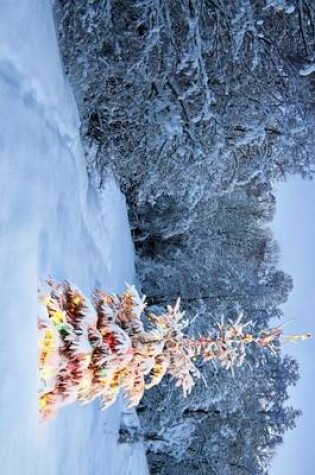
<box><xmin>38</xmin><ymin>279</ymin><xmax>310</xmax><ymax>421</ymax></box>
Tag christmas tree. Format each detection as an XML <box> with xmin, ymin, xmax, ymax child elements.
<box><xmin>38</xmin><ymin>279</ymin><xmax>310</xmax><ymax>421</ymax></box>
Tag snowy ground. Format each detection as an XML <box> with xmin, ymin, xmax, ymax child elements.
<box><xmin>0</xmin><ymin>1</ymin><xmax>148</xmax><ymax>474</ymax></box>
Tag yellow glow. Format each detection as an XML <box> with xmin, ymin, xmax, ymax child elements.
<box><xmin>73</xmin><ymin>296</ymin><xmax>82</xmax><ymax>305</ymax></box>
<box><xmin>51</xmin><ymin>310</ymin><xmax>65</xmax><ymax>325</ymax></box>
<box><xmin>39</xmin><ymin>396</ymin><xmax>48</xmax><ymax>409</ymax></box>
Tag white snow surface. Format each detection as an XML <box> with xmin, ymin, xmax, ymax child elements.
<box><xmin>298</xmin><ymin>63</ymin><xmax>315</xmax><ymax>77</ymax></box>
<box><xmin>0</xmin><ymin>1</ymin><xmax>148</xmax><ymax>474</ymax></box>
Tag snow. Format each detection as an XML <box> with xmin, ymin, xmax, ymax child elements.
<box><xmin>298</xmin><ymin>63</ymin><xmax>315</xmax><ymax>77</ymax></box>
<box><xmin>0</xmin><ymin>1</ymin><xmax>148</xmax><ymax>474</ymax></box>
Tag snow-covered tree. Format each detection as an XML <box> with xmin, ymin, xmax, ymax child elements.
<box><xmin>54</xmin><ymin>0</ymin><xmax>315</xmax><ymax>471</ymax></box>
<box><xmin>38</xmin><ymin>279</ymin><xmax>308</xmax><ymax>422</ymax></box>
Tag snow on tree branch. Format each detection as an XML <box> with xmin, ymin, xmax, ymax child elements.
<box><xmin>38</xmin><ymin>279</ymin><xmax>309</xmax><ymax>421</ymax></box>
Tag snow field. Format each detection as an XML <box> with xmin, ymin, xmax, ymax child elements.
<box><xmin>0</xmin><ymin>1</ymin><xmax>148</xmax><ymax>474</ymax></box>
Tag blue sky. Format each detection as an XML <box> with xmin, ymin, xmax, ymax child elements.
<box><xmin>270</xmin><ymin>177</ymin><xmax>315</xmax><ymax>474</ymax></box>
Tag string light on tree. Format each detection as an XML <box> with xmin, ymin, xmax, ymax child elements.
<box><xmin>38</xmin><ymin>279</ymin><xmax>310</xmax><ymax>420</ymax></box>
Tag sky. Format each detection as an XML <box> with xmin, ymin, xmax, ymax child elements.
<box><xmin>270</xmin><ymin>177</ymin><xmax>315</xmax><ymax>475</ymax></box>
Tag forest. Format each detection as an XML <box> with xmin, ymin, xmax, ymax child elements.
<box><xmin>54</xmin><ymin>1</ymin><xmax>315</xmax><ymax>473</ymax></box>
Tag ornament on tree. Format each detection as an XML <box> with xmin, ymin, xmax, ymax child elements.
<box><xmin>38</xmin><ymin>279</ymin><xmax>310</xmax><ymax>421</ymax></box>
